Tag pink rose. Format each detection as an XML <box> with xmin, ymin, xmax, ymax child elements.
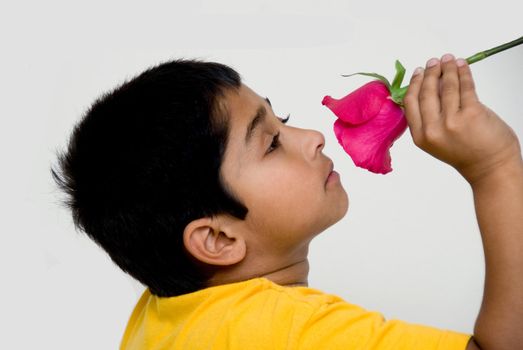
<box><xmin>322</xmin><ymin>80</ymin><xmax>407</xmax><ymax>174</ymax></box>
<box><xmin>321</xmin><ymin>37</ymin><xmax>523</xmax><ymax>174</ymax></box>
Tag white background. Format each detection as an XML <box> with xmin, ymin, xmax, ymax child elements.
<box><xmin>1</xmin><ymin>0</ymin><xmax>522</xmax><ymax>348</ymax></box>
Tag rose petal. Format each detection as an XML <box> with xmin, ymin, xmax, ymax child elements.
<box><xmin>322</xmin><ymin>81</ymin><xmax>390</xmax><ymax>125</ymax></box>
<box><xmin>333</xmin><ymin>99</ymin><xmax>407</xmax><ymax>174</ymax></box>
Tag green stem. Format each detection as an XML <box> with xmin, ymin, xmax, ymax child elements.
<box><xmin>466</xmin><ymin>35</ymin><xmax>523</xmax><ymax>64</ymax></box>
<box><xmin>396</xmin><ymin>35</ymin><xmax>523</xmax><ymax>103</ymax></box>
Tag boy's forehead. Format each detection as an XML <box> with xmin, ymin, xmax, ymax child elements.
<box><xmin>223</xmin><ymin>84</ymin><xmax>270</xmax><ymax>143</ymax></box>
<box><xmin>224</xmin><ymin>84</ymin><xmax>264</xmax><ymax>122</ymax></box>
<box><xmin>220</xmin><ymin>83</ymin><xmax>268</xmax><ymax>164</ymax></box>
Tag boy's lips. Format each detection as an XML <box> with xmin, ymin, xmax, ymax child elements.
<box><xmin>325</xmin><ymin>160</ymin><xmax>335</xmax><ymax>185</ymax></box>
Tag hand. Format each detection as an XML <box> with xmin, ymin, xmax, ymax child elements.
<box><xmin>403</xmin><ymin>54</ymin><xmax>522</xmax><ymax>185</ymax></box>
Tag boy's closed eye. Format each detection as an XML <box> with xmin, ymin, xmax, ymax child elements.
<box><xmin>267</xmin><ymin>113</ymin><xmax>291</xmax><ymax>154</ymax></box>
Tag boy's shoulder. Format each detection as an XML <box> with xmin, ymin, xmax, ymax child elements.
<box><xmin>121</xmin><ymin>277</ymin><xmax>342</xmax><ymax>349</ymax></box>
<box><xmin>121</xmin><ymin>277</ymin><xmax>471</xmax><ymax>350</ymax></box>
<box><xmin>152</xmin><ymin>277</ymin><xmax>351</xmax><ymax>313</ymax></box>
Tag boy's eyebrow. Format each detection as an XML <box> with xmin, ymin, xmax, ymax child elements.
<box><xmin>245</xmin><ymin>97</ymin><xmax>271</xmax><ymax>145</ymax></box>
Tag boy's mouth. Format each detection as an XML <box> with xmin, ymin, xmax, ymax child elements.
<box><xmin>326</xmin><ymin>170</ymin><xmax>340</xmax><ymax>185</ymax></box>
<box><xmin>325</xmin><ymin>160</ymin><xmax>335</xmax><ymax>185</ymax></box>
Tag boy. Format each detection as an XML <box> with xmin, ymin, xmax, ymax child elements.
<box><xmin>51</xmin><ymin>55</ymin><xmax>523</xmax><ymax>349</ymax></box>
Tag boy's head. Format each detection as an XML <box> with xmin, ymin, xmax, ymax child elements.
<box><xmin>51</xmin><ymin>59</ymin><xmax>348</xmax><ymax>297</ymax></box>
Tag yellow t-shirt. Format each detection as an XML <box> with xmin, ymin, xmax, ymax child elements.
<box><xmin>120</xmin><ymin>278</ymin><xmax>471</xmax><ymax>349</ymax></box>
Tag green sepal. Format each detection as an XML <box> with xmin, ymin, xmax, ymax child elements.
<box><xmin>390</xmin><ymin>86</ymin><xmax>408</xmax><ymax>107</ymax></box>
<box><xmin>391</xmin><ymin>60</ymin><xmax>406</xmax><ymax>89</ymax></box>
<box><xmin>341</xmin><ymin>72</ymin><xmax>391</xmax><ymax>90</ymax></box>
<box><xmin>341</xmin><ymin>60</ymin><xmax>409</xmax><ymax>107</ymax></box>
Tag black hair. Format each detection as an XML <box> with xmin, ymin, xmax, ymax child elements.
<box><xmin>50</xmin><ymin>58</ymin><xmax>248</xmax><ymax>297</ymax></box>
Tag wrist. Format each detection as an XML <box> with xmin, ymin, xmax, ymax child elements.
<box><xmin>468</xmin><ymin>155</ymin><xmax>523</xmax><ymax>190</ymax></box>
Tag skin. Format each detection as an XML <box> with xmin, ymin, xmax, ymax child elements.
<box><xmin>183</xmin><ymin>83</ymin><xmax>349</xmax><ymax>287</ymax></box>
<box><xmin>184</xmin><ymin>54</ymin><xmax>523</xmax><ymax>348</ymax></box>
<box><xmin>404</xmin><ymin>54</ymin><xmax>523</xmax><ymax>350</ymax></box>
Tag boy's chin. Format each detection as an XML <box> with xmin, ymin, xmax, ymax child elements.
<box><xmin>330</xmin><ymin>206</ymin><xmax>349</xmax><ymax>227</ymax></box>
<box><xmin>313</xmin><ymin>203</ymin><xmax>349</xmax><ymax>237</ymax></box>
<box><xmin>332</xmin><ymin>191</ymin><xmax>349</xmax><ymax>222</ymax></box>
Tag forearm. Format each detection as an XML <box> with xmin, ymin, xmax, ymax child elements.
<box><xmin>471</xmin><ymin>157</ymin><xmax>523</xmax><ymax>350</ymax></box>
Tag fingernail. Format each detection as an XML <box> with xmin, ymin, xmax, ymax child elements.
<box><xmin>412</xmin><ymin>67</ymin><xmax>424</xmax><ymax>76</ymax></box>
<box><xmin>426</xmin><ymin>58</ymin><xmax>439</xmax><ymax>68</ymax></box>
<box><xmin>441</xmin><ymin>53</ymin><xmax>454</xmax><ymax>62</ymax></box>
<box><xmin>456</xmin><ymin>58</ymin><xmax>467</xmax><ymax>67</ymax></box>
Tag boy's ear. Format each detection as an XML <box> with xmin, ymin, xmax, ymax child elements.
<box><xmin>183</xmin><ymin>216</ymin><xmax>246</xmax><ymax>266</ymax></box>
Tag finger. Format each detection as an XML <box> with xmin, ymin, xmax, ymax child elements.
<box><xmin>439</xmin><ymin>53</ymin><xmax>460</xmax><ymax>115</ymax></box>
<box><xmin>403</xmin><ymin>66</ymin><xmax>425</xmax><ymax>139</ymax></box>
<box><xmin>419</xmin><ymin>57</ymin><xmax>442</xmax><ymax>124</ymax></box>
<box><xmin>456</xmin><ymin>58</ymin><xmax>479</xmax><ymax>108</ymax></box>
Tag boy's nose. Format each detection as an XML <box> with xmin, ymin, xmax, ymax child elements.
<box><xmin>303</xmin><ymin>129</ymin><xmax>325</xmax><ymax>160</ymax></box>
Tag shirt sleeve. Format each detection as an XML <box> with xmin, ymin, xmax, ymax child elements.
<box><xmin>297</xmin><ymin>299</ymin><xmax>472</xmax><ymax>350</ymax></box>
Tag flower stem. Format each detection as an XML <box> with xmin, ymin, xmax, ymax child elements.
<box><xmin>397</xmin><ymin>35</ymin><xmax>523</xmax><ymax>103</ymax></box>
<box><xmin>466</xmin><ymin>36</ymin><xmax>523</xmax><ymax>64</ymax></box>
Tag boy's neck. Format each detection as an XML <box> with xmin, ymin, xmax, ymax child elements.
<box><xmin>260</xmin><ymin>258</ymin><xmax>309</xmax><ymax>287</ymax></box>
<box><xmin>206</xmin><ymin>248</ymin><xmax>311</xmax><ymax>288</ymax></box>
